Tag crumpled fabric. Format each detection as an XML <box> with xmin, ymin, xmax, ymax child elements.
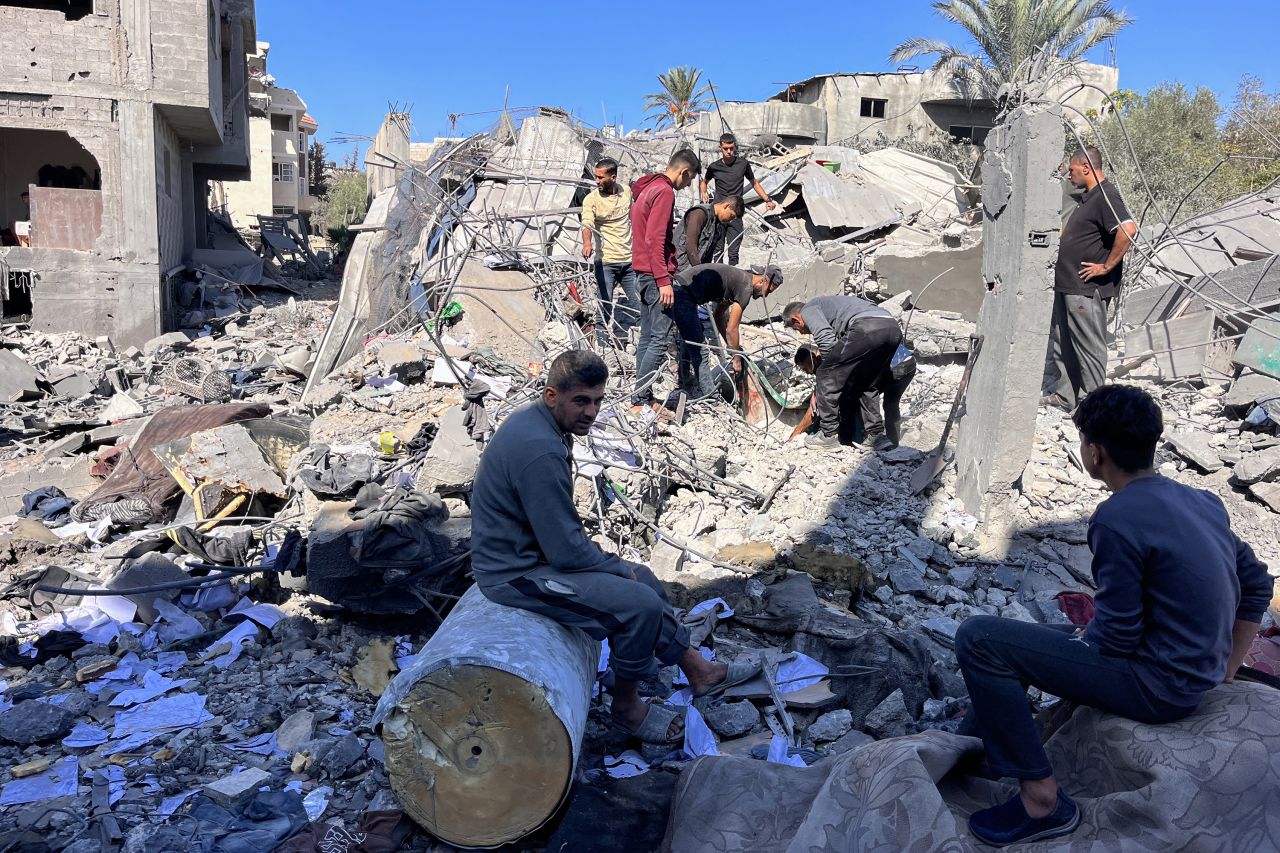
<box><xmin>294</xmin><ymin>444</ymin><xmax>382</xmax><ymax>498</ymax></box>
<box><xmin>403</xmin><ymin>421</ymin><xmax>437</xmax><ymax>454</ymax></box>
<box><xmin>1055</xmin><ymin>591</ymin><xmax>1095</xmax><ymax>626</ymax></box>
<box><xmin>462</xmin><ymin>379</ymin><xmax>491</xmax><ymax>442</ymax></box>
<box><xmin>277</xmin><ymin>810</ymin><xmax>413</xmax><ymax>853</ymax></box>
<box><xmin>0</xmin><ymin>630</ymin><xmax>86</xmax><ymax>667</ymax></box>
<box><xmin>182</xmin><ymin>790</ymin><xmax>309</xmax><ymax>853</ymax></box>
<box><xmin>351</xmin><ymin>488</ymin><xmax>450</xmax><ymax>569</ymax></box>
<box><xmin>18</xmin><ymin>486</ymin><xmax>76</xmax><ymax>526</ymax></box>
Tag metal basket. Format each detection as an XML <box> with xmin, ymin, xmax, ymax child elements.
<box><xmin>163</xmin><ymin>356</ymin><xmax>232</xmax><ymax>402</ymax></box>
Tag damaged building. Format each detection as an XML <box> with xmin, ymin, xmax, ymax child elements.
<box><xmin>0</xmin><ymin>0</ymin><xmax>258</xmax><ymax>346</ymax></box>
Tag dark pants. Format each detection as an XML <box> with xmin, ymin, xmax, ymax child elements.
<box><xmin>955</xmin><ymin>616</ymin><xmax>1197</xmax><ymax>780</ymax></box>
<box><xmin>482</xmin><ymin>564</ymin><xmax>690</xmax><ymax>681</ymax></box>
<box><xmin>859</xmin><ymin>360</ymin><xmax>915</xmax><ymax>445</ymax></box>
<box><xmin>634</xmin><ymin>277</ymin><xmax>711</xmax><ymax>405</ymax></box>
<box><xmin>594</xmin><ymin>261</ymin><xmax>639</xmax><ymax>339</ymax></box>
<box><xmin>706</xmin><ymin>216</ymin><xmax>744</xmax><ymax>265</ymax></box>
<box><xmin>814</xmin><ymin>318</ymin><xmax>901</xmax><ymax>437</ymax></box>
<box><xmin>1043</xmin><ymin>291</ymin><xmax>1110</xmax><ymax>408</ymax></box>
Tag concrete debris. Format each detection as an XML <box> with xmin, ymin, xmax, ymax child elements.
<box><xmin>0</xmin><ymin>62</ymin><xmax>1277</xmax><ymax>853</ymax></box>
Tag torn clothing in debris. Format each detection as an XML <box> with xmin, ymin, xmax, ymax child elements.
<box><xmin>349</xmin><ymin>488</ymin><xmax>451</xmax><ymax>570</ymax></box>
<box><xmin>294</xmin><ymin>445</ymin><xmax>382</xmax><ymax>499</ymax></box>
<box><xmin>17</xmin><ymin>487</ymin><xmax>76</xmax><ymax>527</ymax></box>
<box><xmin>278</xmin><ymin>810</ymin><xmax>413</xmax><ymax>853</ymax></box>
<box><xmin>462</xmin><ymin>380</ymin><xmax>492</xmax><ymax>442</ymax></box>
<box><xmin>481</xmin><ymin>563</ymin><xmax>689</xmax><ymax>682</ymax></box>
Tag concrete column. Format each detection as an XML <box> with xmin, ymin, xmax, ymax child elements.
<box><xmin>954</xmin><ymin>103</ymin><xmax>1065</xmax><ymax>520</ymax></box>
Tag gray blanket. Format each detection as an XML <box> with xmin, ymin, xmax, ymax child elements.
<box><xmin>664</xmin><ymin>681</ymin><xmax>1280</xmax><ymax>852</ymax></box>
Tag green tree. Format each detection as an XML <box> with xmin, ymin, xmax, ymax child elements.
<box><xmin>890</xmin><ymin>0</ymin><xmax>1131</xmax><ymax>98</ymax></box>
<box><xmin>312</xmin><ymin>170</ymin><xmax>369</xmax><ymax>257</ymax></box>
<box><xmin>308</xmin><ymin>140</ymin><xmax>330</xmax><ymax>198</ymax></box>
<box><xmin>643</xmin><ymin>66</ymin><xmax>711</xmax><ymax>130</ymax></box>
<box><xmin>1221</xmin><ymin>75</ymin><xmax>1280</xmax><ymax>195</ymax></box>
<box><xmin>1094</xmin><ymin>82</ymin><xmax>1225</xmax><ymax>226</ymax></box>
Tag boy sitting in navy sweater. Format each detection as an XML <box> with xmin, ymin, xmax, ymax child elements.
<box><xmin>956</xmin><ymin>384</ymin><xmax>1271</xmax><ymax>847</ymax></box>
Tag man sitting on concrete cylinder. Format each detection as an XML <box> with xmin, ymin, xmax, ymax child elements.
<box><xmin>955</xmin><ymin>384</ymin><xmax>1270</xmax><ymax>847</ymax></box>
<box><xmin>783</xmin><ymin>296</ymin><xmax>902</xmax><ymax>451</ymax></box>
<box><xmin>470</xmin><ymin>351</ymin><xmax>761</xmax><ymax>743</ymax></box>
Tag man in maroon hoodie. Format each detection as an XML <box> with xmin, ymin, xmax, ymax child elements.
<box><xmin>631</xmin><ymin>148</ymin><xmax>701</xmax><ymax>411</ymax></box>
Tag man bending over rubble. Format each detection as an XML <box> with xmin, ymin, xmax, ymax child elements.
<box><xmin>783</xmin><ymin>296</ymin><xmax>902</xmax><ymax>450</ymax></box>
<box><xmin>955</xmin><ymin>384</ymin><xmax>1270</xmax><ymax>847</ymax></box>
<box><xmin>471</xmin><ymin>350</ymin><xmax>761</xmax><ymax>743</ymax></box>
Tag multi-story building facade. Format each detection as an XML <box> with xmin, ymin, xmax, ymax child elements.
<box><xmin>0</xmin><ymin>0</ymin><xmax>256</xmax><ymax>346</ymax></box>
<box><xmin>218</xmin><ymin>41</ymin><xmax>316</xmax><ymax>234</ymax></box>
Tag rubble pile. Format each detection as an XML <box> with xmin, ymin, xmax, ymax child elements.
<box><xmin>0</xmin><ymin>107</ymin><xmax>1276</xmax><ymax>851</ymax></box>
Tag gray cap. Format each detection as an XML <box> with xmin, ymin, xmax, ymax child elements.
<box><xmin>751</xmin><ymin>264</ymin><xmax>784</xmax><ymax>287</ymax></box>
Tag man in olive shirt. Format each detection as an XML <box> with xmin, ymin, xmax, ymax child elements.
<box><xmin>700</xmin><ymin>133</ymin><xmax>776</xmax><ymax>266</ymax></box>
<box><xmin>1042</xmin><ymin>146</ymin><xmax>1138</xmax><ymax>410</ymax></box>
<box><xmin>581</xmin><ymin>158</ymin><xmax>638</xmax><ymax>343</ymax></box>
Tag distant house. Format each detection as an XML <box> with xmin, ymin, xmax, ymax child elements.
<box><xmin>766</xmin><ymin>64</ymin><xmax>1118</xmax><ymax>146</ymax></box>
<box><xmin>218</xmin><ymin>42</ymin><xmax>317</xmax><ymax>234</ymax></box>
<box><xmin>0</xmin><ymin>0</ymin><xmax>258</xmax><ymax>346</ymax></box>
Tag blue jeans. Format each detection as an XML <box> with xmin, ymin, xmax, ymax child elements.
<box><xmin>955</xmin><ymin>616</ymin><xmax>1198</xmax><ymax>780</ymax></box>
<box><xmin>594</xmin><ymin>261</ymin><xmax>639</xmax><ymax>339</ymax></box>
<box><xmin>633</xmin><ymin>276</ymin><xmax>711</xmax><ymax>406</ymax></box>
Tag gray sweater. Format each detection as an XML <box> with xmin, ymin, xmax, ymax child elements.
<box><xmin>801</xmin><ymin>295</ymin><xmax>892</xmax><ymax>355</ymax></box>
<box><xmin>470</xmin><ymin>401</ymin><xmax>636</xmax><ymax>589</ymax></box>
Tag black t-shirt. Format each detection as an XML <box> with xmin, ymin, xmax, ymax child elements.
<box><xmin>676</xmin><ymin>263</ymin><xmax>754</xmax><ymax>310</ymax></box>
<box><xmin>1055</xmin><ymin>179</ymin><xmax>1133</xmax><ymax>298</ymax></box>
<box><xmin>704</xmin><ymin>156</ymin><xmax>756</xmax><ymax>201</ymax></box>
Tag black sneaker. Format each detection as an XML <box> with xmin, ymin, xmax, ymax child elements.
<box><xmin>969</xmin><ymin>788</ymin><xmax>1080</xmax><ymax>847</ymax></box>
<box><xmin>871</xmin><ymin>435</ymin><xmax>897</xmax><ymax>452</ymax></box>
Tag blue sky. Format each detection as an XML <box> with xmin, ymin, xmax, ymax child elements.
<box><xmin>258</xmin><ymin>0</ymin><xmax>1280</xmax><ymax>160</ymax></box>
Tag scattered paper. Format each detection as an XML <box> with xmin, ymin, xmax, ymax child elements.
<box><xmin>603</xmin><ymin>750</ymin><xmax>650</xmax><ymax>779</ymax></box>
<box><xmin>202</xmin><ymin>620</ymin><xmax>259</xmax><ymax>669</ymax></box>
<box><xmin>102</xmin><ymin>731</ymin><xmax>163</xmax><ymax>757</ymax></box>
<box><xmin>302</xmin><ymin>785</ymin><xmax>332</xmax><ymax>821</ymax></box>
<box><xmin>228</xmin><ymin>732</ymin><xmax>283</xmax><ymax>757</ymax></box>
<box><xmin>110</xmin><ymin>670</ymin><xmax>192</xmax><ymax>708</ymax></box>
<box><xmin>776</xmin><ymin>653</ymin><xmax>829</xmax><ymax>694</ymax></box>
<box><xmin>63</xmin><ymin>722</ymin><xmax>110</xmax><ymax>749</ymax></box>
<box><xmin>153</xmin><ymin>599</ymin><xmax>204</xmax><ymax>644</ymax></box>
<box><xmin>112</xmin><ymin>692</ymin><xmax>212</xmax><ymax>738</ymax></box>
<box><xmin>688</xmin><ymin>598</ymin><xmax>735</xmax><ymax>620</ymax></box>
<box><xmin>667</xmin><ymin>689</ymin><xmax>719</xmax><ymax>758</ymax></box>
<box><xmin>157</xmin><ymin>788</ymin><xmax>197</xmax><ymax>817</ymax></box>
<box><xmin>226</xmin><ymin>598</ymin><xmax>286</xmax><ymax>629</ymax></box>
<box><xmin>0</xmin><ymin>756</ymin><xmax>78</xmax><ymax>805</ymax></box>
<box><xmin>766</xmin><ymin>735</ymin><xmax>807</xmax><ymax>767</ymax></box>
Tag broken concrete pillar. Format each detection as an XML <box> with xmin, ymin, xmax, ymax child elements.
<box><xmin>372</xmin><ymin>585</ymin><xmax>597</xmax><ymax>848</ymax></box>
<box><xmin>954</xmin><ymin>104</ymin><xmax>1065</xmax><ymax>520</ymax></box>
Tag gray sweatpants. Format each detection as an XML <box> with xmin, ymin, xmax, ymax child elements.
<box><xmin>480</xmin><ymin>564</ymin><xmax>690</xmax><ymax>681</ymax></box>
<box><xmin>1044</xmin><ymin>291</ymin><xmax>1110</xmax><ymax>408</ymax></box>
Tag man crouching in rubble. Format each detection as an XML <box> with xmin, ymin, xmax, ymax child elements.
<box><xmin>470</xmin><ymin>350</ymin><xmax>761</xmax><ymax>743</ymax></box>
<box><xmin>955</xmin><ymin>384</ymin><xmax>1270</xmax><ymax>847</ymax></box>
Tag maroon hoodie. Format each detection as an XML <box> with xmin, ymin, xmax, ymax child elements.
<box><xmin>630</xmin><ymin>172</ymin><xmax>676</xmax><ymax>286</ymax></box>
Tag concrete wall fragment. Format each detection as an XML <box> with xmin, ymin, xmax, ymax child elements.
<box><xmin>954</xmin><ymin>104</ymin><xmax>1064</xmax><ymax>520</ymax></box>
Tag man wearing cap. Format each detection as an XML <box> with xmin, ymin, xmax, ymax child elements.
<box><xmin>651</xmin><ymin>262</ymin><xmax>783</xmax><ymax>401</ymax></box>
<box><xmin>783</xmin><ymin>295</ymin><xmax>902</xmax><ymax>450</ymax></box>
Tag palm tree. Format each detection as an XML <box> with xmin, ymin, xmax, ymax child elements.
<box><xmin>890</xmin><ymin>0</ymin><xmax>1131</xmax><ymax>98</ymax></box>
<box><xmin>644</xmin><ymin>66</ymin><xmax>712</xmax><ymax>130</ymax></box>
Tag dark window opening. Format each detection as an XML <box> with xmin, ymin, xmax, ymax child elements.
<box><xmin>860</xmin><ymin>97</ymin><xmax>887</xmax><ymax>119</ymax></box>
<box><xmin>270</xmin><ymin>113</ymin><xmax>292</xmax><ymax>132</ymax></box>
<box><xmin>3</xmin><ymin>271</ymin><xmax>35</xmax><ymax>321</ymax></box>
<box><xmin>3</xmin><ymin>0</ymin><xmax>94</xmax><ymax>20</ymax></box>
<box><xmin>949</xmin><ymin>125</ymin><xmax>991</xmax><ymax>145</ymax></box>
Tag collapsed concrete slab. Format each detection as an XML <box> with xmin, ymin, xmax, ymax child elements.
<box><xmin>874</xmin><ymin>243</ymin><xmax>983</xmax><ymax>321</ymax></box>
<box><xmin>954</xmin><ymin>104</ymin><xmax>1065</xmax><ymax>520</ymax></box>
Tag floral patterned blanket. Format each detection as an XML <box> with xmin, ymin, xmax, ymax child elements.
<box><xmin>663</xmin><ymin>681</ymin><xmax>1280</xmax><ymax>852</ymax></box>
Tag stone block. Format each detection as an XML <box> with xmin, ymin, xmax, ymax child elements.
<box><xmin>202</xmin><ymin>767</ymin><xmax>271</xmax><ymax>810</ymax></box>
<box><xmin>274</xmin><ymin>710</ymin><xmax>317</xmax><ymax>754</ymax></box>
<box><xmin>863</xmin><ymin>688</ymin><xmax>912</xmax><ymax>739</ymax></box>
<box><xmin>1234</xmin><ymin>446</ymin><xmax>1280</xmax><ymax>485</ymax></box>
<box><xmin>1165</xmin><ymin>430</ymin><xmax>1223</xmax><ymax>473</ymax></box>
<box><xmin>807</xmin><ymin>709</ymin><xmax>852</xmax><ymax>743</ymax></box>
<box><xmin>703</xmin><ymin>700</ymin><xmax>760</xmax><ymax>738</ymax></box>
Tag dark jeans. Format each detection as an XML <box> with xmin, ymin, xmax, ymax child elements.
<box><xmin>1043</xmin><ymin>290</ymin><xmax>1110</xmax><ymax>408</ymax></box>
<box><xmin>858</xmin><ymin>360</ymin><xmax>915</xmax><ymax>444</ymax></box>
<box><xmin>814</xmin><ymin>317</ymin><xmax>901</xmax><ymax>437</ymax></box>
<box><xmin>633</xmin><ymin>276</ymin><xmax>711</xmax><ymax>405</ymax></box>
<box><xmin>955</xmin><ymin>616</ymin><xmax>1198</xmax><ymax>780</ymax></box>
<box><xmin>594</xmin><ymin>261</ymin><xmax>639</xmax><ymax>339</ymax></box>
<box><xmin>706</xmin><ymin>215</ymin><xmax>744</xmax><ymax>265</ymax></box>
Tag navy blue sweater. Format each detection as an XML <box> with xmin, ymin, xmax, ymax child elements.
<box><xmin>1085</xmin><ymin>476</ymin><xmax>1271</xmax><ymax>706</ymax></box>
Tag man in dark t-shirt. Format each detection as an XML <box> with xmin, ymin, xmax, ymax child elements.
<box><xmin>652</xmin><ymin>263</ymin><xmax>782</xmax><ymax>400</ymax></box>
<box><xmin>1042</xmin><ymin>146</ymin><xmax>1137</xmax><ymax>411</ymax></box>
<box><xmin>699</xmin><ymin>133</ymin><xmax>776</xmax><ymax>266</ymax></box>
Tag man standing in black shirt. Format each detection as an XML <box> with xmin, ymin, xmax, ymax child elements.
<box><xmin>700</xmin><ymin>133</ymin><xmax>776</xmax><ymax>266</ymax></box>
<box><xmin>1042</xmin><ymin>146</ymin><xmax>1138</xmax><ymax>411</ymax></box>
